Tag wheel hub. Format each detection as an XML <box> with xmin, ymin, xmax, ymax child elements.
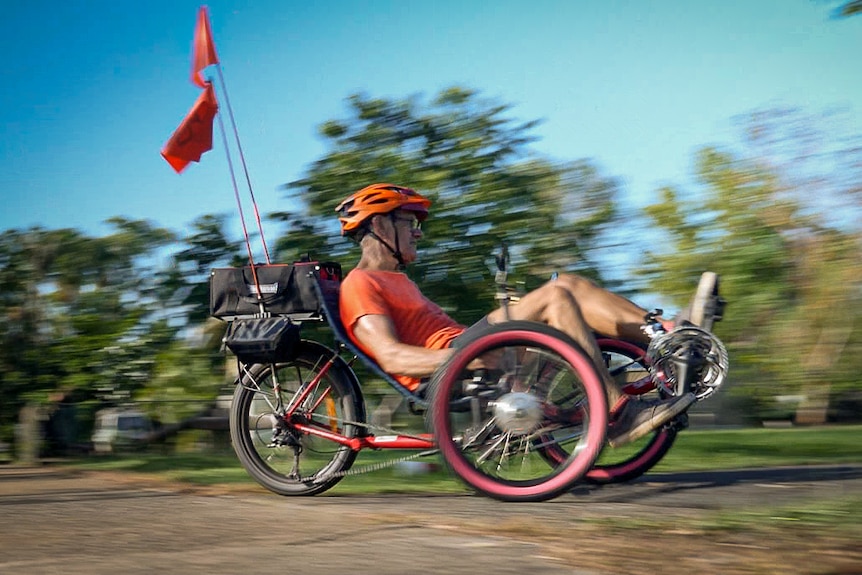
<box><xmin>492</xmin><ymin>392</ymin><xmax>543</xmax><ymax>435</ymax></box>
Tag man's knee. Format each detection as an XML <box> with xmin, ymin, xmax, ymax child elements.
<box><xmin>513</xmin><ymin>280</ymin><xmax>595</xmax><ymax>339</ymax></box>
<box><xmin>504</xmin><ymin>280</ymin><xmax>584</xmax><ymax>323</ymax></box>
<box><xmin>499</xmin><ymin>284</ymin><xmax>559</xmax><ymax>322</ymax></box>
<box><xmin>551</xmin><ymin>273</ymin><xmax>598</xmax><ymax>296</ymax></box>
<box><xmin>542</xmin><ymin>283</ymin><xmax>582</xmax><ymax>316</ymax></box>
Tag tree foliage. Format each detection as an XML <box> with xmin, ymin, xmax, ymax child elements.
<box><xmin>282</xmin><ymin>87</ymin><xmax>624</xmax><ymax>323</ymax></box>
<box><xmin>0</xmin><ymin>216</ymin><xmax>242</xmax><ymax>443</ymax></box>
<box><xmin>825</xmin><ymin>0</ymin><xmax>862</xmax><ymax>17</ymax></box>
<box><xmin>641</xmin><ymin>107</ymin><xmax>862</xmax><ymax>418</ymax></box>
<box><xmin>2</xmin><ymin>89</ymin><xmax>860</xmax><ymax>446</ymax></box>
<box><xmin>160</xmin><ymin>214</ymin><xmax>246</xmax><ymax>324</ymax></box>
<box><xmin>0</xmin><ymin>221</ymin><xmax>174</xmax><ymax>431</ymax></box>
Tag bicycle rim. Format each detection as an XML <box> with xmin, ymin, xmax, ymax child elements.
<box><xmin>230</xmin><ymin>342</ymin><xmax>362</xmax><ymax>496</ymax></box>
<box><xmin>429</xmin><ymin>323</ymin><xmax>607</xmax><ymax>502</ymax></box>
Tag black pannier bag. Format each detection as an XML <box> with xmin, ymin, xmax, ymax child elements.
<box><xmin>209</xmin><ymin>261</ymin><xmax>342</xmax><ymax>319</ymax></box>
<box><xmin>222</xmin><ymin>316</ymin><xmax>300</xmax><ymax>364</ymax></box>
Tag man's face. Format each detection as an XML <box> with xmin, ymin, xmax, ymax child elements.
<box><xmin>388</xmin><ymin>209</ymin><xmax>423</xmax><ymax>263</ymax></box>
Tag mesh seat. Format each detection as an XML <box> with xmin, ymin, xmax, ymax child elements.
<box><xmin>313</xmin><ymin>279</ymin><xmax>426</xmax><ymax>402</ymax></box>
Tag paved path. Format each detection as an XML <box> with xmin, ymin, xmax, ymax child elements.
<box><xmin>0</xmin><ymin>464</ymin><xmax>860</xmax><ymax>574</ymax></box>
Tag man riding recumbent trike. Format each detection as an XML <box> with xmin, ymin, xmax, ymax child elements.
<box><xmin>210</xmin><ymin>183</ymin><xmax>729</xmax><ymax>502</ymax></box>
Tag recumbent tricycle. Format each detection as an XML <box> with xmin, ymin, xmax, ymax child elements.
<box><xmin>210</xmin><ymin>251</ymin><xmax>728</xmax><ymax>502</ymax></box>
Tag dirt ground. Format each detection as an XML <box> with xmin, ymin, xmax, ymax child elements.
<box><xmin>0</xmin><ymin>464</ymin><xmax>860</xmax><ymax>575</ymax></box>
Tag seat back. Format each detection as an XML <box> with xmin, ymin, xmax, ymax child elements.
<box><xmin>312</xmin><ymin>276</ymin><xmax>424</xmax><ymax>402</ymax></box>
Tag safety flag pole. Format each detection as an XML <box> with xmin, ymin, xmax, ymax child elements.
<box><xmin>191</xmin><ymin>6</ymin><xmax>272</xmax><ymax>264</ymax></box>
<box><xmin>214</xmin><ymin>95</ymin><xmax>257</xmax><ymax>271</ymax></box>
<box><xmin>211</xmin><ymin>67</ymin><xmax>271</xmax><ymax>265</ymax></box>
<box><xmin>164</xmin><ymin>6</ymin><xmax>272</xmax><ymax>266</ymax></box>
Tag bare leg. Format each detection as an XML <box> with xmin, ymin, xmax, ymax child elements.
<box><xmin>484</xmin><ymin>273</ymin><xmax>698</xmax><ymax>447</ymax></box>
<box><xmin>548</xmin><ymin>274</ymin><xmax>653</xmax><ymax>342</ymax></box>
<box><xmin>486</xmin><ymin>281</ymin><xmax>625</xmax><ymax>403</ymax></box>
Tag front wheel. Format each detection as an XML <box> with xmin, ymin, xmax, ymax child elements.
<box><xmin>428</xmin><ymin>322</ymin><xmax>608</xmax><ymax>502</ymax></box>
<box><xmin>230</xmin><ymin>340</ymin><xmax>365</xmax><ymax>496</ymax></box>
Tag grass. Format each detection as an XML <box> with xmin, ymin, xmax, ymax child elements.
<box><xmin>697</xmin><ymin>496</ymin><xmax>862</xmax><ymax>531</ymax></box>
<box><xmin>579</xmin><ymin>493</ymin><xmax>862</xmax><ymax>532</ymax></box>
<box><xmin>60</xmin><ymin>424</ymin><xmax>862</xmax><ymax>494</ymax></box>
<box><xmin>65</xmin><ymin>449</ymin><xmax>469</xmax><ymax>494</ymax></box>
<box><xmin>649</xmin><ymin>425</ymin><xmax>862</xmax><ymax>471</ymax></box>
<box><xmin>67</xmin><ymin>452</ymin><xmax>255</xmax><ymax>486</ymax></box>
<box><xmin>36</xmin><ymin>424</ymin><xmax>862</xmax><ymax>575</ymax></box>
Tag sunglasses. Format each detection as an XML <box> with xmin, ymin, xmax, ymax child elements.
<box><xmin>392</xmin><ymin>216</ymin><xmax>422</xmax><ymax>231</ymax></box>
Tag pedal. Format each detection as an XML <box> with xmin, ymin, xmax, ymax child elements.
<box><xmin>643</xmin><ymin>309</ymin><xmax>664</xmax><ymax>324</ymax></box>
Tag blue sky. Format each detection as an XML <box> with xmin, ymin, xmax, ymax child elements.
<box><xmin>1</xmin><ymin>0</ymin><xmax>859</xmax><ymax>246</ymax></box>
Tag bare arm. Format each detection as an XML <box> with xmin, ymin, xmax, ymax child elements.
<box><xmin>352</xmin><ymin>313</ymin><xmax>454</xmax><ymax>378</ymax></box>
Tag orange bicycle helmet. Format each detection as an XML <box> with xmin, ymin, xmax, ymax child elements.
<box><xmin>335</xmin><ymin>183</ymin><xmax>431</xmax><ymax>236</ymax></box>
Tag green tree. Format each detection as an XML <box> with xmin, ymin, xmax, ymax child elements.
<box><xmin>0</xmin><ymin>214</ymin><xmax>248</xmax><ymax>446</ymax></box>
<box><xmin>0</xmin><ymin>220</ymin><xmax>182</xmax><ymax>441</ymax></box>
<box><xmin>825</xmin><ymin>0</ymin><xmax>862</xmax><ymax>17</ymax></box>
<box><xmin>139</xmin><ymin>214</ymin><xmax>247</xmax><ymax>425</ymax></box>
<box><xmin>159</xmin><ymin>214</ymin><xmax>246</xmax><ymax>325</ymax></box>
<box><xmin>282</xmin><ymin>87</ymin><xmax>625</xmax><ymax>324</ymax></box>
<box><xmin>641</xmin><ymin>107</ymin><xmax>862</xmax><ymax>422</ymax></box>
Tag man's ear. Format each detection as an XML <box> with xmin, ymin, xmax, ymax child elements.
<box><xmin>369</xmin><ymin>214</ymin><xmax>388</xmax><ymax>235</ymax></box>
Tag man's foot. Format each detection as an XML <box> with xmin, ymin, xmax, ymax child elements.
<box><xmin>677</xmin><ymin>272</ymin><xmax>724</xmax><ymax>331</ymax></box>
<box><xmin>606</xmin><ymin>393</ymin><xmax>696</xmax><ymax>447</ymax></box>
<box><xmin>642</xmin><ymin>272</ymin><xmax>725</xmax><ymax>338</ymax></box>
<box><xmin>641</xmin><ymin>309</ymin><xmax>674</xmax><ymax>339</ymax></box>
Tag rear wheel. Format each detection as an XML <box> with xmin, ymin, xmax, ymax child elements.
<box><xmin>428</xmin><ymin>322</ymin><xmax>608</xmax><ymax>502</ymax></box>
<box><xmin>230</xmin><ymin>340</ymin><xmax>364</xmax><ymax>496</ymax></box>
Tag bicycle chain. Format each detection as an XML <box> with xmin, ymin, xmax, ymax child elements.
<box><xmin>304</xmin><ymin>413</ymin><xmax>439</xmax><ymax>479</ymax></box>
<box><xmin>330</xmin><ymin>448</ymin><xmax>440</xmax><ymax>478</ymax></box>
<box><xmin>240</xmin><ymin>375</ymin><xmax>440</xmax><ymax>480</ymax></box>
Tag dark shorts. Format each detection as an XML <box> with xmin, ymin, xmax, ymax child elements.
<box><xmin>449</xmin><ymin>316</ymin><xmax>492</xmax><ymax>349</ymax></box>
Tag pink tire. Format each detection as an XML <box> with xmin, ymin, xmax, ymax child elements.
<box><xmin>427</xmin><ymin>321</ymin><xmax>607</xmax><ymax>502</ymax></box>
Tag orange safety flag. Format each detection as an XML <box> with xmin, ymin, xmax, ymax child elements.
<box><xmin>161</xmin><ymin>83</ymin><xmax>219</xmax><ymax>173</ymax></box>
<box><xmin>191</xmin><ymin>6</ymin><xmax>219</xmax><ymax>88</ymax></box>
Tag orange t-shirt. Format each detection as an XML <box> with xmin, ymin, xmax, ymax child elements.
<box><xmin>339</xmin><ymin>269</ymin><xmax>465</xmax><ymax>390</ymax></box>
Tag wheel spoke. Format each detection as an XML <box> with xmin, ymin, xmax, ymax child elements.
<box><xmin>230</xmin><ymin>342</ymin><xmax>362</xmax><ymax>496</ymax></box>
<box><xmin>430</xmin><ymin>323</ymin><xmax>608</xmax><ymax>502</ymax></box>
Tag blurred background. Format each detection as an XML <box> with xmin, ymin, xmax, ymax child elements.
<box><xmin>1</xmin><ymin>1</ymin><xmax>860</xmax><ymax>461</ymax></box>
